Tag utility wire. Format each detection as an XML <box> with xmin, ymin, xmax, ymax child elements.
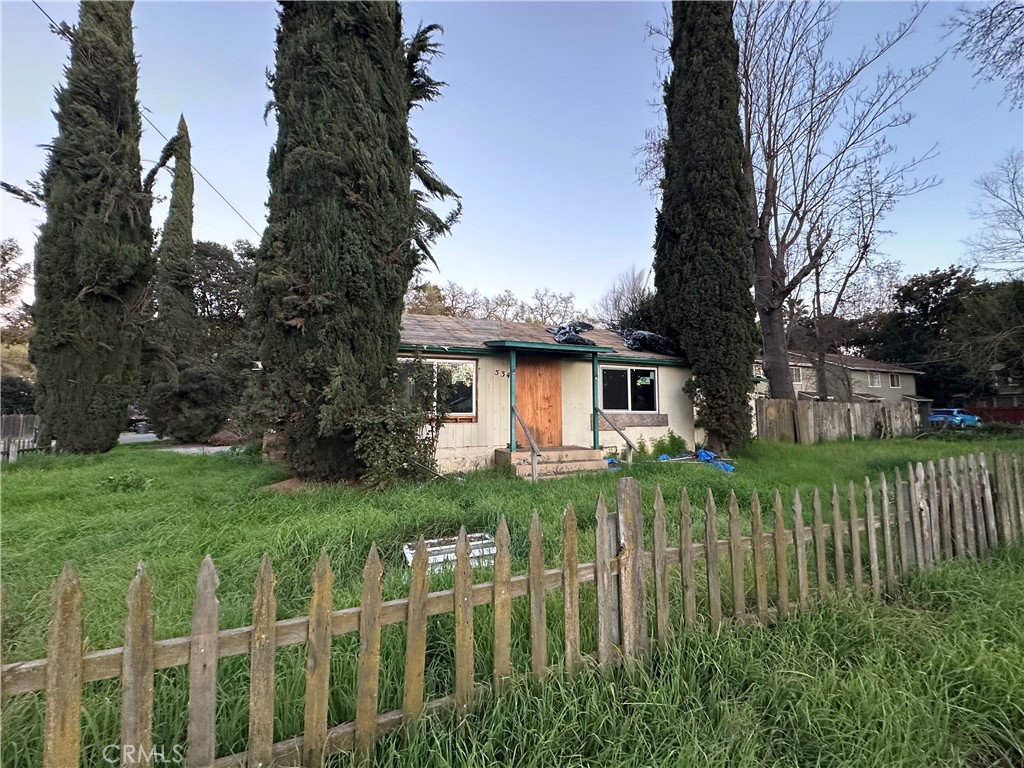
<box><xmin>30</xmin><ymin>0</ymin><xmax>264</xmax><ymax>239</ymax></box>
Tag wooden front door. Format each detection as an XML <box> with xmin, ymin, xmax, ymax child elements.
<box><xmin>515</xmin><ymin>356</ymin><xmax>562</xmax><ymax>448</ymax></box>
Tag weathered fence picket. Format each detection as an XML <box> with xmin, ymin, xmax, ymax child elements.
<box><xmin>7</xmin><ymin>451</ymin><xmax>1022</xmax><ymax>767</ymax></box>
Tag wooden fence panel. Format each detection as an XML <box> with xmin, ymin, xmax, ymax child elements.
<box><xmin>773</xmin><ymin>492</ymin><xmax>789</xmax><ymax>620</ymax></box>
<box><xmin>848</xmin><ymin>482</ymin><xmax>864</xmax><ymax>595</ymax></box>
<box><xmin>792</xmin><ymin>491</ymin><xmax>810</xmax><ymax>610</ymax></box>
<box><xmin>909</xmin><ymin>464</ymin><xmax>928</xmax><ymax>569</ymax></box>
<box><xmin>594</xmin><ymin>495</ymin><xmax>617</xmax><ymax>664</ymax></box>
<box><xmin>453</xmin><ymin>531</ymin><xmax>475</xmax><ymax>709</ymax></box>
<box><xmin>705</xmin><ymin>491</ymin><xmax>723</xmax><ymax>629</ymax></box>
<box><xmin>528</xmin><ymin>512</ymin><xmax>547</xmax><ymax>679</ymax></box>
<box><xmin>652</xmin><ymin>489</ymin><xmax>671</xmax><ymax>646</ymax></box>
<box><xmin>187</xmin><ymin>557</ymin><xmax>221</xmax><ymax>768</ymax></box>
<box><xmin>995</xmin><ymin>454</ymin><xmax>1015</xmax><ymax>544</ymax></box>
<box><xmin>831</xmin><ymin>486</ymin><xmax>847</xmax><ymax>593</ymax></box>
<box><xmin>121</xmin><ymin>564</ymin><xmax>154</xmax><ymax>768</ymax></box>
<box><xmin>1015</xmin><ymin>455</ymin><xmax>1024</xmax><ymax>541</ymax></box>
<box><xmin>301</xmin><ymin>552</ymin><xmax>333</xmax><ymax>768</ymax></box>
<box><xmin>811</xmin><ymin>488</ymin><xmax>829</xmax><ymax>599</ymax></box>
<box><xmin>492</xmin><ymin>518</ymin><xmax>512</xmax><ymax>689</ymax></box>
<box><xmin>404</xmin><ymin>539</ymin><xmax>429</xmax><ymax>716</ymax></box>
<box><xmin>355</xmin><ymin>545</ymin><xmax>385</xmax><ymax>758</ymax></box>
<box><xmin>927</xmin><ymin>461</ymin><xmax>941</xmax><ymax>561</ymax></box>
<box><xmin>959</xmin><ymin>456</ymin><xmax>978</xmax><ymax>558</ymax></box>
<box><xmin>679</xmin><ymin>489</ymin><xmax>698</xmax><ymax>629</ymax></box>
<box><xmin>968</xmin><ymin>455</ymin><xmax>987</xmax><ymax>555</ymax></box>
<box><xmin>879</xmin><ymin>473</ymin><xmax>897</xmax><ymax>593</ymax></box>
<box><xmin>750</xmin><ymin>492</ymin><xmax>769</xmax><ymax>621</ymax></box>
<box><xmin>617</xmin><ymin>477</ymin><xmax>646</xmax><ymax>656</ymax></box>
<box><xmin>562</xmin><ymin>504</ymin><xmax>582</xmax><ymax>672</ymax></box>
<box><xmin>894</xmin><ymin>469</ymin><xmax>913</xmax><ymax>570</ymax></box>
<box><xmin>978</xmin><ymin>454</ymin><xmax>999</xmax><ymax>548</ymax></box>
<box><xmin>42</xmin><ymin>564</ymin><xmax>83</xmax><ymax>768</ymax></box>
<box><xmin>728</xmin><ymin>491</ymin><xmax>746</xmax><ymax>617</ymax></box>
<box><xmin>948</xmin><ymin>459</ymin><xmax>966</xmax><ymax>558</ymax></box>
<box><xmin>863</xmin><ymin>479</ymin><xmax>881</xmax><ymax>601</ymax></box>
<box><xmin>938</xmin><ymin>459</ymin><xmax>953</xmax><ymax>560</ymax></box>
<box><xmin>247</xmin><ymin>556</ymin><xmax>276</xmax><ymax>768</ymax></box>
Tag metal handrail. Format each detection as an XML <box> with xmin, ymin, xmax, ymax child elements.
<box><xmin>596</xmin><ymin>408</ymin><xmax>637</xmax><ymax>465</ymax></box>
<box><xmin>511</xmin><ymin>405</ymin><xmax>542</xmax><ymax>482</ymax></box>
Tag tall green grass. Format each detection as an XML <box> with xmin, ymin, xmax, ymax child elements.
<box><xmin>363</xmin><ymin>547</ymin><xmax>1024</xmax><ymax>768</ymax></box>
<box><xmin>2</xmin><ymin>438</ymin><xmax>1022</xmax><ymax>765</ymax></box>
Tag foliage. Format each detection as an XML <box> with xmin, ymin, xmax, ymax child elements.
<box><xmin>102</xmin><ymin>470</ymin><xmax>154</xmax><ymax>493</ymax></box>
<box><xmin>965</xmin><ymin>148</ymin><xmax>1024</xmax><ymax>278</ymax></box>
<box><xmin>941</xmin><ymin>279</ymin><xmax>1024</xmax><ymax>390</ymax></box>
<box><xmin>404</xmin><ymin>281</ymin><xmax>592</xmax><ymax>326</ymax></box>
<box><xmin>853</xmin><ymin>266</ymin><xmax>993</xmax><ymax>404</ymax></box>
<box><xmin>916</xmin><ymin>421</ymin><xmax>1024</xmax><ymax>441</ymax></box>
<box><xmin>0</xmin><ymin>238</ymin><xmax>32</xmax><ymax>332</ymax></box>
<box><xmin>248</xmin><ymin>2</ymin><xmax>447</xmax><ymax>480</ymax></box>
<box><xmin>592</xmin><ymin>266</ymin><xmax>656</xmax><ymax>331</ymax></box>
<box><xmin>149</xmin><ymin>116</ymin><xmax>197</xmax><ymax>359</ymax></box>
<box><xmin>634</xmin><ymin>429</ymin><xmax>688</xmax><ymax>459</ymax></box>
<box><xmin>653</xmin><ymin>1</ymin><xmax>757</xmax><ymax>453</ymax></box>
<box><xmin>0</xmin><ymin>375</ymin><xmax>35</xmax><ymax>414</ymax></box>
<box><xmin>143</xmin><ymin>240</ymin><xmax>255</xmax><ymax>443</ymax></box>
<box><xmin>946</xmin><ymin>1</ymin><xmax>1024</xmax><ymax>107</ymax></box>
<box><xmin>30</xmin><ymin>0</ymin><xmax>153</xmax><ymax>453</ymax></box>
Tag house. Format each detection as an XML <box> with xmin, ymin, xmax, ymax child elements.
<box><xmin>754</xmin><ymin>353</ymin><xmax>930</xmax><ymax>414</ymax></box>
<box><xmin>399</xmin><ymin>314</ymin><xmax>695</xmax><ymax>473</ymax></box>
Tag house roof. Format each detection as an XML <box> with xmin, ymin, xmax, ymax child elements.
<box><xmin>400</xmin><ymin>314</ymin><xmax>687</xmax><ymax>365</ymax></box>
<box><xmin>756</xmin><ymin>352</ymin><xmax>923</xmax><ymax>376</ymax></box>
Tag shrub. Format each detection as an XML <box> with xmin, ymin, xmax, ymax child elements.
<box><xmin>0</xmin><ymin>376</ymin><xmax>34</xmax><ymax>414</ymax></box>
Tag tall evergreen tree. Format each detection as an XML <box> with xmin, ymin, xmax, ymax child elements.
<box><xmin>248</xmin><ymin>1</ymin><xmax>418</xmax><ymax>479</ymax></box>
<box><xmin>30</xmin><ymin>1</ymin><xmax>153</xmax><ymax>452</ymax></box>
<box><xmin>151</xmin><ymin>115</ymin><xmax>196</xmax><ymax>358</ymax></box>
<box><xmin>653</xmin><ymin>1</ymin><xmax>757</xmax><ymax>453</ymax></box>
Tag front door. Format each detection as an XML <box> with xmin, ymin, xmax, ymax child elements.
<box><xmin>515</xmin><ymin>356</ymin><xmax>562</xmax><ymax>448</ymax></box>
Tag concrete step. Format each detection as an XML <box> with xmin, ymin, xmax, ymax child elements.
<box><xmin>496</xmin><ymin>446</ymin><xmax>604</xmax><ymax>466</ymax></box>
<box><xmin>513</xmin><ymin>458</ymin><xmax>611</xmax><ymax>478</ymax></box>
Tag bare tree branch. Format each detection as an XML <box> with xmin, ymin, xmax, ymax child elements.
<box><xmin>946</xmin><ymin>1</ymin><xmax>1024</xmax><ymax>107</ymax></box>
<box><xmin>965</xmin><ymin>148</ymin><xmax>1024</xmax><ymax>278</ymax></box>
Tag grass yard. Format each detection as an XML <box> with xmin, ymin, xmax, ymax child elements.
<box><xmin>2</xmin><ymin>436</ymin><xmax>1023</xmax><ymax>765</ymax></box>
<box><xmin>3</xmin><ymin>436</ymin><xmax>1024</xmax><ymax>661</ymax></box>
<box><xmin>369</xmin><ymin>546</ymin><xmax>1024</xmax><ymax>768</ymax></box>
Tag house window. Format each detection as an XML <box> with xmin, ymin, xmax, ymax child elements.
<box><xmin>601</xmin><ymin>367</ymin><xmax>657</xmax><ymax>412</ymax></box>
<box><xmin>790</xmin><ymin>366</ymin><xmax>802</xmax><ymax>384</ymax></box>
<box><xmin>399</xmin><ymin>358</ymin><xmax>476</xmax><ymax>418</ymax></box>
<box><xmin>889</xmin><ymin>373</ymin><xmax>901</xmax><ymax>388</ymax></box>
<box><xmin>868</xmin><ymin>372</ymin><xmax>882</xmax><ymax>388</ymax></box>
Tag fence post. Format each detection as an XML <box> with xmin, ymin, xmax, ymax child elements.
<box><xmin>895</xmin><ymin>469</ymin><xmax>915</xmax><ymax>570</ymax></box>
<box><xmin>1014</xmin><ymin>455</ymin><xmax>1024</xmax><ymax>541</ymax></box>
<box><xmin>879</xmin><ymin>473</ymin><xmax>896</xmax><ymax>594</ymax></box>
<box><xmin>863</xmin><ymin>478</ymin><xmax>881</xmax><ymax>601</ymax></box>
<box><xmin>679</xmin><ymin>489</ymin><xmax>698</xmax><ymax>629</ymax></box>
<box><xmin>42</xmin><ymin>564</ymin><xmax>83</xmax><ymax>768</ymax></box>
<box><xmin>705</xmin><ymin>490</ymin><xmax>723</xmax><ymax>629</ymax></box>
<box><xmin>968</xmin><ymin>455</ymin><xmax>988</xmax><ymax>555</ymax></box>
<box><xmin>772</xmin><ymin>491</ymin><xmax>790</xmax><ymax>619</ymax></box>
<box><xmin>453</xmin><ymin>532</ymin><xmax>475</xmax><ymax>710</ymax></box>
<box><xmin>528</xmin><ymin>511</ymin><xmax>548</xmax><ymax>678</ymax></box>
<box><xmin>354</xmin><ymin>544</ymin><xmax>385</xmax><ymax>759</ymax></box>
<box><xmin>491</xmin><ymin>519</ymin><xmax>512</xmax><ymax>689</ymax></box>
<box><xmin>728</xmin><ymin>491</ymin><xmax>746</xmax><ymax>617</ymax></box>
<box><xmin>248</xmin><ymin>555</ymin><xmax>277</xmax><ymax>768</ymax></box>
<box><xmin>750</xmin><ymin>491</ymin><xmax>769</xmax><ymax>620</ymax></box>
<box><xmin>811</xmin><ymin>488</ymin><xmax>829</xmax><ymax>599</ymax></box>
<box><xmin>187</xmin><ymin>556</ymin><xmax>220</xmax><ymax>768</ymax></box>
<box><xmin>594</xmin><ymin>494</ymin><xmax>619</xmax><ymax>664</ymax></box>
<box><xmin>652</xmin><ymin>489</ymin><xmax>671</xmax><ymax>646</ymax></box>
<box><xmin>617</xmin><ymin>477</ymin><xmax>647</xmax><ymax>655</ymax></box>
<box><xmin>792</xmin><ymin>491</ymin><xmax>810</xmax><ymax>610</ymax></box>
<box><xmin>563</xmin><ymin>503</ymin><xmax>582</xmax><ymax>671</ymax></box>
<box><xmin>848</xmin><ymin>481</ymin><xmax>864</xmax><ymax>594</ymax></box>
<box><xmin>301</xmin><ymin>552</ymin><xmax>332</xmax><ymax>768</ymax></box>
<box><xmin>831</xmin><ymin>485</ymin><xmax>847</xmax><ymax>592</ymax></box>
<box><xmin>121</xmin><ymin>563</ymin><xmax>154</xmax><ymax>768</ymax></box>
<box><xmin>977</xmin><ymin>454</ymin><xmax>999</xmax><ymax>548</ymax></box>
<box><xmin>909</xmin><ymin>464</ymin><xmax>929</xmax><ymax>568</ymax></box>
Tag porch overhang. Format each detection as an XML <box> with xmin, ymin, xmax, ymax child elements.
<box><xmin>484</xmin><ymin>339</ymin><xmax>615</xmax><ymax>355</ymax></box>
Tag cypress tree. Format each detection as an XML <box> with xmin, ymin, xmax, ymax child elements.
<box><xmin>248</xmin><ymin>1</ymin><xmax>417</xmax><ymax>479</ymax></box>
<box><xmin>30</xmin><ymin>1</ymin><xmax>153</xmax><ymax>453</ymax></box>
<box><xmin>653</xmin><ymin>1</ymin><xmax>757</xmax><ymax>453</ymax></box>
<box><xmin>151</xmin><ymin>115</ymin><xmax>196</xmax><ymax>358</ymax></box>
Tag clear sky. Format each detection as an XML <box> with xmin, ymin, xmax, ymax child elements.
<box><xmin>2</xmin><ymin>1</ymin><xmax>1022</xmax><ymax>310</ymax></box>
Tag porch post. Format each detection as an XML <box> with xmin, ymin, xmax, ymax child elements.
<box><xmin>509</xmin><ymin>349</ymin><xmax>517</xmax><ymax>452</ymax></box>
<box><xmin>592</xmin><ymin>352</ymin><xmax>600</xmax><ymax>450</ymax></box>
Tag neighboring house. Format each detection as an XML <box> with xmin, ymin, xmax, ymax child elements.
<box><xmin>400</xmin><ymin>314</ymin><xmax>695</xmax><ymax>472</ymax></box>
<box><xmin>754</xmin><ymin>353</ymin><xmax>929</xmax><ymax>412</ymax></box>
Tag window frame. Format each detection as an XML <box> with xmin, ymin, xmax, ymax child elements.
<box><xmin>889</xmin><ymin>372</ymin><xmax>901</xmax><ymax>389</ymax></box>
<box><xmin>790</xmin><ymin>366</ymin><xmax>803</xmax><ymax>384</ymax></box>
<box><xmin>600</xmin><ymin>365</ymin><xmax>659</xmax><ymax>413</ymax></box>
<box><xmin>868</xmin><ymin>371</ymin><xmax>882</xmax><ymax>388</ymax></box>
<box><xmin>400</xmin><ymin>356</ymin><xmax>478</xmax><ymax>422</ymax></box>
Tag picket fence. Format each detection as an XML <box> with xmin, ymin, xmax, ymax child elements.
<box><xmin>3</xmin><ymin>451</ymin><xmax>1024</xmax><ymax>768</ymax></box>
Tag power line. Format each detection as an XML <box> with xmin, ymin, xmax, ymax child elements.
<box><xmin>30</xmin><ymin>0</ymin><xmax>264</xmax><ymax>240</ymax></box>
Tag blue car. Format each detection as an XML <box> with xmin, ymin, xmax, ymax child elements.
<box><xmin>928</xmin><ymin>408</ymin><xmax>981</xmax><ymax>428</ymax></box>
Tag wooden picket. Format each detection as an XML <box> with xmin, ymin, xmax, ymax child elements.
<box><xmin>8</xmin><ymin>450</ymin><xmax>1022</xmax><ymax>767</ymax></box>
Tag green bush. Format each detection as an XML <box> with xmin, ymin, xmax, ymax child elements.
<box><xmin>1</xmin><ymin>375</ymin><xmax>34</xmax><ymax>414</ymax></box>
<box><xmin>635</xmin><ymin>429</ymin><xmax>689</xmax><ymax>460</ymax></box>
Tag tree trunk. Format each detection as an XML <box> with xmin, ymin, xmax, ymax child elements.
<box><xmin>753</xmin><ymin>225</ymin><xmax>796</xmax><ymax>401</ymax></box>
<box><xmin>814</xmin><ymin>353</ymin><xmax>828</xmax><ymax>399</ymax></box>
